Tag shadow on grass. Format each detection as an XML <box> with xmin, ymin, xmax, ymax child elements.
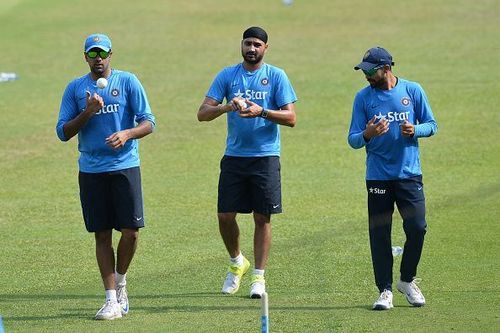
<box><xmin>0</xmin><ymin>291</ymin><xmax>370</xmax><ymax>321</ymax></box>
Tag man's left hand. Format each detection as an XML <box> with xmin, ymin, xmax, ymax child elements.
<box><xmin>400</xmin><ymin>120</ymin><xmax>414</xmax><ymax>137</ymax></box>
<box><xmin>106</xmin><ymin>130</ymin><xmax>131</xmax><ymax>149</ymax></box>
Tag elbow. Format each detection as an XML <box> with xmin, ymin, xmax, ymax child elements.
<box><xmin>56</xmin><ymin>127</ymin><xmax>69</xmax><ymax>142</ymax></box>
<box><xmin>197</xmin><ymin>108</ymin><xmax>207</xmax><ymax>122</ymax></box>
<box><xmin>286</xmin><ymin>113</ymin><xmax>297</xmax><ymax>127</ymax></box>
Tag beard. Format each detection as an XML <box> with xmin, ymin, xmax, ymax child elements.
<box><xmin>242</xmin><ymin>51</ymin><xmax>263</xmax><ymax>65</ymax></box>
<box><xmin>368</xmin><ymin>76</ymin><xmax>386</xmax><ymax>89</ymax></box>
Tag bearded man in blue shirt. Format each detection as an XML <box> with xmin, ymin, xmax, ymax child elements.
<box><xmin>56</xmin><ymin>33</ymin><xmax>155</xmax><ymax>320</ymax></box>
<box><xmin>198</xmin><ymin>26</ymin><xmax>297</xmax><ymax>299</ymax></box>
<box><xmin>348</xmin><ymin>47</ymin><xmax>437</xmax><ymax>310</ymax></box>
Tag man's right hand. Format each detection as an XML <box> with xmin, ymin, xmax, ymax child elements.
<box><xmin>363</xmin><ymin>115</ymin><xmax>389</xmax><ymax>141</ymax></box>
<box><xmin>85</xmin><ymin>90</ymin><xmax>104</xmax><ymax>114</ymax></box>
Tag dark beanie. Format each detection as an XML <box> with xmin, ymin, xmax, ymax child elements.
<box><xmin>243</xmin><ymin>26</ymin><xmax>268</xmax><ymax>43</ymax></box>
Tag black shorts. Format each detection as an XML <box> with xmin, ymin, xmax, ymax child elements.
<box><xmin>218</xmin><ymin>156</ymin><xmax>282</xmax><ymax>215</ymax></box>
<box><xmin>79</xmin><ymin>167</ymin><xmax>144</xmax><ymax>232</ymax></box>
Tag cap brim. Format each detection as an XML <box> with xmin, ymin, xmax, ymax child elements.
<box><xmin>354</xmin><ymin>62</ymin><xmax>378</xmax><ymax>71</ymax></box>
<box><xmin>85</xmin><ymin>45</ymin><xmax>111</xmax><ymax>53</ymax></box>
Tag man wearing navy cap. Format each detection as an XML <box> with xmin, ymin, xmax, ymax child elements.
<box><xmin>56</xmin><ymin>33</ymin><xmax>155</xmax><ymax>320</ymax></box>
<box><xmin>348</xmin><ymin>47</ymin><xmax>437</xmax><ymax>310</ymax></box>
<box><xmin>198</xmin><ymin>26</ymin><xmax>297</xmax><ymax>298</ymax></box>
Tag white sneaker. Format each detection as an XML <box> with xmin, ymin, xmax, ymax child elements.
<box><xmin>222</xmin><ymin>257</ymin><xmax>250</xmax><ymax>294</ymax></box>
<box><xmin>95</xmin><ymin>300</ymin><xmax>122</xmax><ymax>320</ymax></box>
<box><xmin>372</xmin><ymin>289</ymin><xmax>393</xmax><ymax>310</ymax></box>
<box><xmin>249</xmin><ymin>275</ymin><xmax>266</xmax><ymax>299</ymax></box>
<box><xmin>397</xmin><ymin>279</ymin><xmax>426</xmax><ymax>307</ymax></box>
<box><xmin>116</xmin><ymin>284</ymin><xmax>129</xmax><ymax>315</ymax></box>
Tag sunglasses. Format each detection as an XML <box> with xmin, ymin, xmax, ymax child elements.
<box><xmin>362</xmin><ymin>65</ymin><xmax>384</xmax><ymax>77</ymax></box>
<box><xmin>86</xmin><ymin>50</ymin><xmax>110</xmax><ymax>59</ymax></box>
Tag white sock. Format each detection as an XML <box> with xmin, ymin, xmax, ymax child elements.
<box><xmin>116</xmin><ymin>272</ymin><xmax>127</xmax><ymax>286</ymax></box>
<box><xmin>230</xmin><ymin>253</ymin><xmax>244</xmax><ymax>266</ymax></box>
<box><xmin>105</xmin><ymin>289</ymin><xmax>117</xmax><ymax>303</ymax></box>
<box><xmin>253</xmin><ymin>269</ymin><xmax>265</xmax><ymax>276</ymax></box>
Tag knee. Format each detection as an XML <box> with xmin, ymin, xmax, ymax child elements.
<box><xmin>218</xmin><ymin>213</ymin><xmax>236</xmax><ymax>225</ymax></box>
<box><xmin>121</xmin><ymin>228</ymin><xmax>139</xmax><ymax>242</ymax></box>
<box><xmin>404</xmin><ymin>220</ymin><xmax>427</xmax><ymax>237</ymax></box>
<box><xmin>95</xmin><ymin>230</ymin><xmax>112</xmax><ymax>246</ymax></box>
<box><xmin>253</xmin><ymin>213</ymin><xmax>270</xmax><ymax>227</ymax></box>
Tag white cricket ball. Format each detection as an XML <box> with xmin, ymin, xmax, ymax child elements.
<box><xmin>96</xmin><ymin>77</ymin><xmax>108</xmax><ymax>89</ymax></box>
<box><xmin>238</xmin><ymin>99</ymin><xmax>248</xmax><ymax>110</ymax></box>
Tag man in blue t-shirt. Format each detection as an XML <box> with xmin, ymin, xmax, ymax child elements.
<box><xmin>348</xmin><ymin>47</ymin><xmax>437</xmax><ymax>310</ymax></box>
<box><xmin>56</xmin><ymin>33</ymin><xmax>155</xmax><ymax>320</ymax></box>
<box><xmin>198</xmin><ymin>26</ymin><xmax>297</xmax><ymax>298</ymax></box>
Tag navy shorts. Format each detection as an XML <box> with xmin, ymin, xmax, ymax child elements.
<box><xmin>79</xmin><ymin>167</ymin><xmax>144</xmax><ymax>232</ymax></box>
<box><xmin>218</xmin><ymin>156</ymin><xmax>282</xmax><ymax>215</ymax></box>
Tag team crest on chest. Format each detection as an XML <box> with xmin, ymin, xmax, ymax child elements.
<box><xmin>401</xmin><ymin>97</ymin><xmax>411</xmax><ymax>106</ymax></box>
<box><xmin>261</xmin><ymin>78</ymin><xmax>269</xmax><ymax>86</ymax></box>
<box><xmin>111</xmin><ymin>89</ymin><xmax>120</xmax><ymax>97</ymax></box>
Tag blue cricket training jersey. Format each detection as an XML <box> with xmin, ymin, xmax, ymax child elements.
<box><xmin>56</xmin><ymin>69</ymin><xmax>155</xmax><ymax>173</ymax></box>
<box><xmin>348</xmin><ymin>78</ymin><xmax>437</xmax><ymax>180</ymax></box>
<box><xmin>206</xmin><ymin>63</ymin><xmax>297</xmax><ymax>157</ymax></box>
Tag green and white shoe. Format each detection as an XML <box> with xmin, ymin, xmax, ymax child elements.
<box><xmin>221</xmin><ymin>257</ymin><xmax>250</xmax><ymax>294</ymax></box>
<box><xmin>249</xmin><ymin>274</ymin><xmax>266</xmax><ymax>299</ymax></box>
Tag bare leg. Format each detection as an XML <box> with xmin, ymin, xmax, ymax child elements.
<box><xmin>218</xmin><ymin>212</ymin><xmax>240</xmax><ymax>258</ymax></box>
<box><xmin>116</xmin><ymin>228</ymin><xmax>139</xmax><ymax>275</ymax></box>
<box><xmin>95</xmin><ymin>230</ymin><xmax>115</xmax><ymax>290</ymax></box>
<box><xmin>253</xmin><ymin>213</ymin><xmax>272</xmax><ymax>269</ymax></box>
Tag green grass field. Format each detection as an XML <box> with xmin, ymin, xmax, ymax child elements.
<box><xmin>1</xmin><ymin>0</ymin><xmax>499</xmax><ymax>332</ymax></box>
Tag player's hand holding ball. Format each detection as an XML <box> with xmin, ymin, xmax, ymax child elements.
<box><xmin>85</xmin><ymin>90</ymin><xmax>104</xmax><ymax>115</ymax></box>
<box><xmin>238</xmin><ymin>99</ymin><xmax>262</xmax><ymax>118</ymax></box>
<box><xmin>238</xmin><ymin>99</ymin><xmax>248</xmax><ymax>110</ymax></box>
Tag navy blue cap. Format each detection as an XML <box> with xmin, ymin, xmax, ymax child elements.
<box><xmin>84</xmin><ymin>33</ymin><xmax>112</xmax><ymax>53</ymax></box>
<box><xmin>354</xmin><ymin>47</ymin><xmax>394</xmax><ymax>71</ymax></box>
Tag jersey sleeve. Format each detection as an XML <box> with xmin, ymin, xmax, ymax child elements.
<box><xmin>347</xmin><ymin>92</ymin><xmax>369</xmax><ymax>149</ymax></box>
<box><xmin>128</xmin><ymin>74</ymin><xmax>156</xmax><ymax>127</ymax></box>
<box><xmin>56</xmin><ymin>81</ymin><xmax>78</xmax><ymax>141</ymax></box>
<box><xmin>274</xmin><ymin>69</ymin><xmax>297</xmax><ymax>108</ymax></box>
<box><xmin>411</xmin><ymin>83</ymin><xmax>437</xmax><ymax>138</ymax></box>
<box><xmin>206</xmin><ymin>69</ymin><xmax>228</xmax><ymax>103</ymax></box>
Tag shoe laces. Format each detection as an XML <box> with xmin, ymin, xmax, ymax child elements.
<box><xmin>409</xmin><ymin>278</ymin><xmax>423</xmax><ymax>294</ymax></box>
<box><xmin>380</xmin><ymin>289</ymin><xmax>392</xmax><ymax>300</ymax></box>
<box><xmin>116</xmin><ymin>285</ymin><xmax>127</xmax><ymax>299</ymax></box>
<box><xmin>100</xmin><ymin>300</ymin><xmax>117</xmax><ymax>312</ymax></box>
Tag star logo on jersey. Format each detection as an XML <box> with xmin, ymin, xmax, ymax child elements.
<box><xmin>233</xmin><ymin>88</ymin><xmax>268</xmax><ymax>100</ymax></box>
<box><xmin>111</xmin><ymin>89</ymin><xmax>120</xmax><ymax>97</ymax></box>
<box><xmin>233</xmin><ymin>89</ymin><xmax>244</xmax><ymax>98</ymax></box>
<box><xmin>374</xmin><ymin>112</ymin><xmax>387</xmax><ymax>121</ymax></box>
<box><xmin>261</xmin><ymin>78</ymin><xmax>269</xmax><ymax>86</ymax></box>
